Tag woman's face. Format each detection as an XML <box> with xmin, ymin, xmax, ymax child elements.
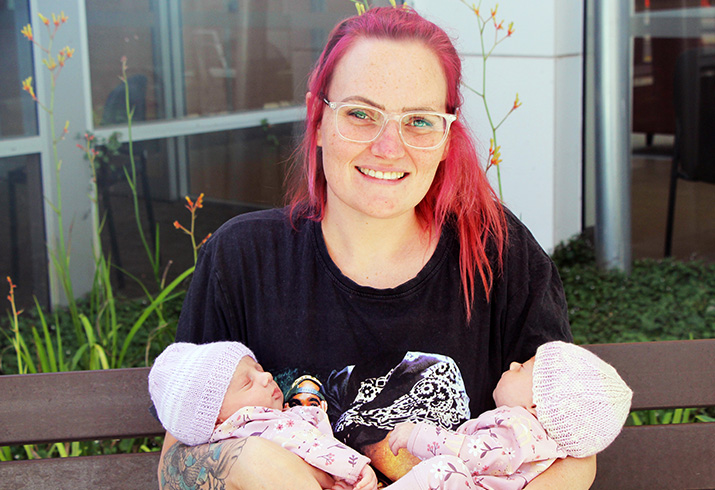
<box><xmin>317</xmin><ymin>38</ymin><xmax>450</xmax><ymax>221</ymax></box>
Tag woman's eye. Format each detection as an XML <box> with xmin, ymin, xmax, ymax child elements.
<box><xmin>405</xmin><ymin>115</ymin><xmax>434</xmax><ymax>128</ymax></box>
<box><xmin>347</xmin><ymin>108</ymin><xmax>370</xmax><ymax>120</ymax></box>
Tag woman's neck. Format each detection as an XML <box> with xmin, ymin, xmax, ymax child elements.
<box><xmin>321</xmin><ymin>205</ymin><xmax>438</xmax><ymax>289</ymax></box>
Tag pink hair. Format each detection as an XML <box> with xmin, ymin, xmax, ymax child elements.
<box><xmin>286</xmin><ymin>7</ymin><xmax>506</xmax><ymax>319</ymax></box>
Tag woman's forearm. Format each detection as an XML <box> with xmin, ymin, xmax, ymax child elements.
<box><xmin>523</xmin><ymin>455</ymin><xmax>597</xmax><ymax>490</ymax></box>
<box><xmin>158</xmin><ymin>432</ymin><xmax>334</xmax><ymax>490</ymax></box>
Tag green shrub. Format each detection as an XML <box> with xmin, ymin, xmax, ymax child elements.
<box><xmin>553</xmin><ymin>233</ymin><xmax>715</xmax><ymax>344</ymax></box>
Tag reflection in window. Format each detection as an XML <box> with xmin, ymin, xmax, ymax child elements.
<box><xmin>86</xmin><ymin>0</ymin><xmax>164</xmax><ymax>127</ymax></box>
<box><xmin>0</xmin><ymin>0</ymin><xmax>37</xmax><ymax>138</ymax></box>
<box><xmin>187</xmin><ymin>121</ymin><xmax>300</xmax><ymax>206</ymax></box>
<box><xmin>87</xmin><ymin>0</ymin><xmax>355</xmax><ymax>125</ymax></box>
<box><xmin>0</xmin><ymin>155</ymin><xmax>48</xmax><ymax>309</ymax></box>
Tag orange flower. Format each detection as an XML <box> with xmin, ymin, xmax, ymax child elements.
<box><xmin>21</xmin><ymin>24</ymin><xmax>32</xmax><ymax>41</ymax></box>
<box><xmin>488</xmin><ymin>139</ymin><xmax>502</xmax><ymax>166</ymax></box>
<box><xmin>38</xmin><ymin>13</ymin><xmax>49</xmax><ymax>26</ymax></box>
<box><xmin>43</xmin><ymin>57</ymin><xmax>57</xmax><ymax>71</ymax></box>
<box><xmin>22</xmin><ymin>77</ymin><xmax>36</xmax><ymax>100</ymax></box>
<box><xmin>184</xmin><ymin>193</ymin><xmax>205</xmax><ymax>212</ymax></box>
<box><xmin>51</xmin><ymin>12</ymin><xmax>69</xmax><ymax>26</ymax></box>
<box><xmin>496</xmin><ymin>20</ymin><xmax>504</xmax><ymax>30</ymax></box>
<box><xmin>195</xmin><ymin>193</ymin><xmax>205</xmax><ymax>209</ymax></box>
<box><xmin>173</xmin><ymin>221</ymin><xmax>188</xmax><ymax>234</ymax></box>
<box><xmin>512</xmin><ymin>93</ymin><xmax>522</xmax><ymax>110</ymax></box>
<box><xmin>490</xmin><ymin>5</ymin><xmax>498</xmax><ymax>19</ymax></box>
<box><xmin>7</xmin><ymin>276</ymin><xmax>16</xmax><ymax>302</ymax></box>
<box><xmin>507</xmin><ymin>22</ymin><xmax>515</xmax><ymax>37</ymax></box>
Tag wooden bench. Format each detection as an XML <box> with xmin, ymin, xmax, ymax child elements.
<box><xmin>0</xmin><ymin>367</ymin><xmax>164</xmax><ymax>489</ymax></box>
<box><xmin>0</xmin><ymin>339</ymin><xmax>713</xmax><ymax>489</ymax></box>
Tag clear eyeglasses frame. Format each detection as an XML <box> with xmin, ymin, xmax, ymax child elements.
<box><xmin>321</xmin><ymin>97</ymin><xmax>457</xmax><ymax>150</ymax></box>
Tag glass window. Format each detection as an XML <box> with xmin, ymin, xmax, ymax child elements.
<box><xmin>87</xmin><ymin>0</ymin><xmax>355</xmax><ymax>126</ymax></box>
<box><xmin>93</xmin><ymin>126</ymin><xmax>298</xmax><ymax>297</ymax></box>
<box><xmin>187</xmin><ymin>121</ymin><xmax>300</xmax><ymax>205</ymax></box>
<box><xmin>630</xmin><ymin>0</ymin><xmax>715</xmax><ymax>260</ymax></box>
<box><xmin>0</xmin><ymin>155</ymin><xmax>48</xmax><ymax>310</ymax></box>
<box><xmin>86</xmin><ymin>0</ymin><xmax>166</xmax><ymax>126</ymax></box>
<box><xmin>0</xmin><ymin>0</ymin><xmax>38</xmax><ymax>139</ymax></box>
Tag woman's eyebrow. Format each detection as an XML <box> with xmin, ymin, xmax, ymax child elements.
<box><xmin>340</xmin><ymin>95</ymin><xmax>438</xmax><ymax>113</ymax></box>
<box><xmin>341</xmin><ymin>95</ymin><xmax>384</xmax><ymax>109</ymax></box>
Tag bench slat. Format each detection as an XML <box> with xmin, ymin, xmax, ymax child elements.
<box><xmin>0</xmin><ymin>451</ymin><xmax>160</xmax><ymax>490</ymax></box>
<box><xmin>0</xmin><ymin>367</ymin><xmax>164</xmax><ymax>446</ymax></box>
<box><xmin>584</xmin><ymin>339</ymin><xmax>715</xmax><ymax>410</ymax></box>
<box><xmin>591</xmin><ymin>422</ymin><xmax>715</xmax><ymax>490</ymax></box>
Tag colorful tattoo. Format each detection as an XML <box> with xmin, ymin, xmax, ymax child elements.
<box><xmin>159</xmin><ymin>439</ymin><xmax>245</xmax><ymax>490</ymax></box>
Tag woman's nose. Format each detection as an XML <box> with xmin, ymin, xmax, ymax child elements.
<box><xmin>509</xmin><ymin>361</ymin><xmax>520</xmax><ymax>371</ymax></box>
<box><xmin>371</xmin><ymin>120</ymin><xmax>405</xmax><ymax>159</ymax></box>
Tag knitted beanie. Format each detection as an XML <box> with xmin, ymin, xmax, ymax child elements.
<box><xmin>148</xmin><ymin>342</ymin><xmax>256</xmax><ymax>446</ymax></box>
<box><xmin>533</xmin><ymin>341</ymin><xmax>633</xmax><ymax>458</ymax></box>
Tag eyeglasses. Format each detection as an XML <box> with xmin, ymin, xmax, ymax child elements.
<box><xmin>322</xmin><ymin>97</ymin><xmax>457</xmax><ymax>150</ymax></box>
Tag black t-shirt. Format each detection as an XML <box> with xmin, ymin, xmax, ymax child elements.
<box><xmin>175</xmin><ymin>207</ymin><xmax>572</xmax><ymax>416</ymax></box>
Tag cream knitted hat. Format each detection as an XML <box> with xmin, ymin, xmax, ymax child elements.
<box><xmin>533</xmin><ymin>341</ymin><xmax>632</xmax><ymax>458</ymax></box>
<box><xmin>148</xmin><ymin>341</ymin><xmax>256</xmax><ymax>446</ymax></box>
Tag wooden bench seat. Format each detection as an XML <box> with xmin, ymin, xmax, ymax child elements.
<box><xmin>0</xmin><ymin>339</ymin><xmax>713</xmax><ymax>489</ymax></box>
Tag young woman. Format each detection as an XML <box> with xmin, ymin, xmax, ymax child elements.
<box><xmin>157</xmin><ymin>7</ymin><xmax>595</xmax><ymax>490</ymax></box>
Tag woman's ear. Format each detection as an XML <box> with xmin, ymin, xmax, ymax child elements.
<box><xmin>307</xmin><ymin>92</ymin><xmax>323</xmax><ymax>148</ymax></box>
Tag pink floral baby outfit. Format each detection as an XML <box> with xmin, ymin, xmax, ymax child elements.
<box><xmin>386</xmin><ymin>406</ymin><xmax>567</xmax><ymax>490</ymax></box>
<box><xmin>210</xmin><ymin>405</ymin><xmax>370</xmax><ymax>485</ymax></box>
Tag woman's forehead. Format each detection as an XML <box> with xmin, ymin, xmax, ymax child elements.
<box><xmin>327</xmin><ymin>37</ymin><xmax>448</xmax><ymax>112</ymax></box>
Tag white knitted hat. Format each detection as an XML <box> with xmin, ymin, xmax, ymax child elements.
<box><xmin>533</xmin><ymin>341</ymin><xmax>633</xmax><ymax>458</ymax></box>
<box><xmin>148</xmin><ymin>341</ymin><xmax>256</xmax><ymax>446</ymax></box>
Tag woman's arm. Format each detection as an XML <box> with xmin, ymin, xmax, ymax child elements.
<box><xmin>523</xmin><ymin>455</ymin><xmax>596</xmax><ymax>490</ymax></box>
<box><xmin>158</xmin><ymin>432</ymin><xmax>335</xmax><ymax>490</ymax></box>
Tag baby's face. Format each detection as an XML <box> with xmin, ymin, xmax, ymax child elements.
<box><xmin>493</xmin><ymin>357</ymin><xmax>536</xmax><ymax>411</ymax></box>
<box><xmin>217</xmin><ymin>357</ymin><xmax>284</xmax><ymax>424</ymax></box>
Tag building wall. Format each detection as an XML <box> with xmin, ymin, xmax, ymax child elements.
<box><xmin>412</xmin><ymin>0</ymin><xmax>584</xmax><ymax>252</ymax></box>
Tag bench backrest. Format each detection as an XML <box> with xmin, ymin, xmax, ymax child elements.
<box><xmin>0</xmin><ymin>339</ymin><xmax>713</xmax><ymax>489</ymax></box>
<box><xmin>0</xmin><ymin>367</ymin><xmax>163</xmax><ymax>489</ymax></box>
<box><xmin>585</xmin><ymin>339</ymin><xmax>715</xmax><ymax>489</ymax></box>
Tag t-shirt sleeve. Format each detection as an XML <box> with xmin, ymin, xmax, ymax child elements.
<box><xmin>175</xmin><ymin>235</ymin><xmax>242</xmax><ymax>344</ymax></box>
<box><xmin>497</xmin><ymin>213</ymin><xmax>573</xmax><ymax>369</ymax></box>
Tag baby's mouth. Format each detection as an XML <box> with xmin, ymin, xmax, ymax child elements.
<box><xmin>357</xmin><ymin>167</ymin><xmax>406</xmax><ymax>181</ymax></box>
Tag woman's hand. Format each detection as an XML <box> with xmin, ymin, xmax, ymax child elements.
<box><xmin>158</xmin><ymin>432</ymin><xmax>334</xmax><ymax>490</ymax></box>
<box><xmin>388</xmin><ymin>422</ymin><xmax>416</xmax><ymax>456</ymax></box>
<box><xmin>523</xmin><ymin>455</ymin><xmax>597</xmax><ymax>490</ymax></box>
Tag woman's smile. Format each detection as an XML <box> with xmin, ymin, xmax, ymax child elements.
<box><xmin>356</xmin><ymin>166</ymin><xmax>407</xmax><ymax>181</ymax></box>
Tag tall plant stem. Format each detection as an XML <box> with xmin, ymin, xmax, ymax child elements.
<box><xmin>121</xmin><ymin>67</ymin><xmax>160</xmax><ymax>285</ymax></box>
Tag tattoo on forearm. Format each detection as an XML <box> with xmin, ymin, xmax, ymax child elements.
<box><xmin>159</xmin><ymin>439</ymin><xmax>245</xmax><ymax>490</ymax></box>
